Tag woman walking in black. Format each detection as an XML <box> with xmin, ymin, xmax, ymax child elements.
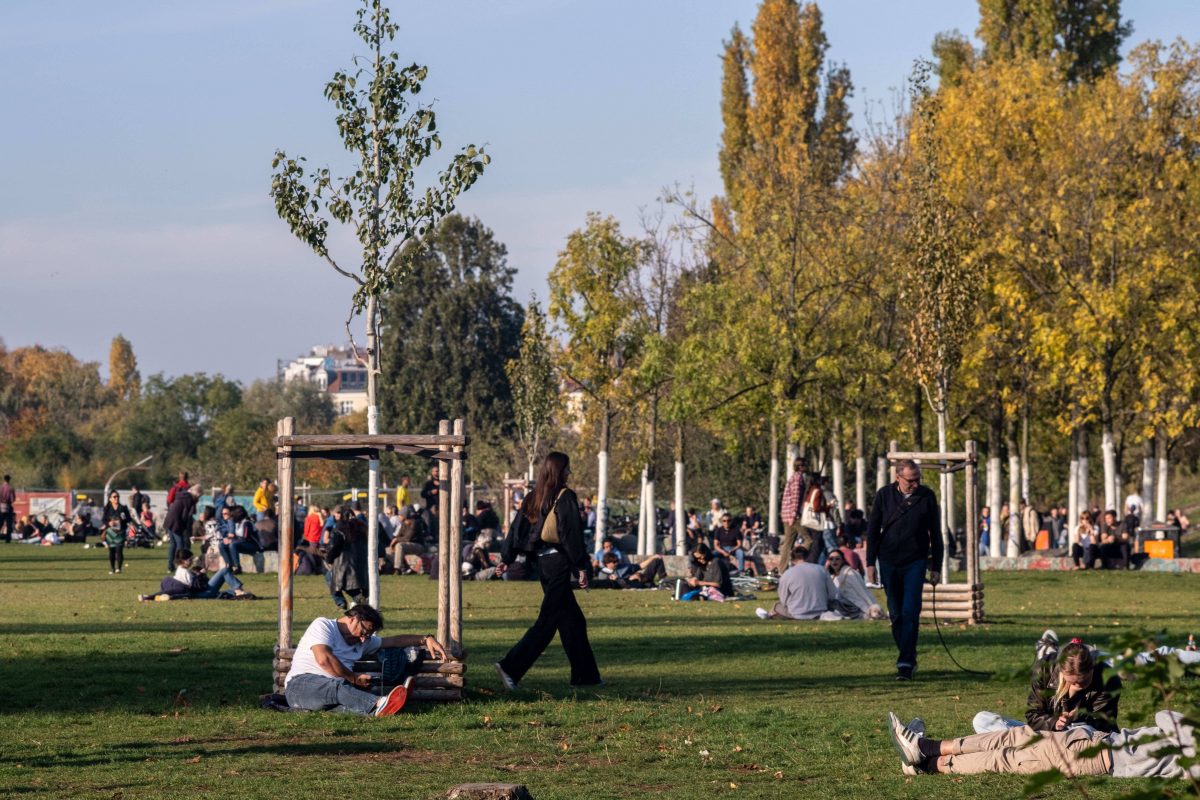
<box><xmin>496</xmin><ymin>452</ymin><xmax>601</xmax><ymax>689</ymax></box>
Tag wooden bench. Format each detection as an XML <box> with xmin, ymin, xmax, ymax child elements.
<box><xmin>273</xmin><ymin>645</ymin><xmax>465</xmax><ymax>701</ymax></box>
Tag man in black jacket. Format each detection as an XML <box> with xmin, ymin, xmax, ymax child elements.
<box><xmin>164</xmin><ymin>484</ymin><xmax>201</xmax><ymax>573</ymax></box>
<box><xmin>866</xmin><ymin>459</ymin><xmax>942</xmax><ymax>681</ymax></box>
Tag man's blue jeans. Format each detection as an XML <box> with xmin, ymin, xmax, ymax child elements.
<box><xmin>193</xmin><ymin>567</ymin><xmax>243</xmax><ymax>598</ymax></box>
<box><xmin>166</xmin><ymin>531</ymin><xmax>188</xmax><ymax>571</ymax></box>
<box><xmin>879</xmin><ymin>558</ymin><xmax>926</xmax><ymax>670</ymax></box>
<box><xmin>284</xmin><ymin>673</ymin><xmax>378</xmax><ymax>714</ymax></box>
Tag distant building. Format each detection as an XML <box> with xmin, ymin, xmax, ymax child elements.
<box><xmin>281</xmin><ymin>344</ymin><xmax>368</xmax><ymax>416</ymax></box>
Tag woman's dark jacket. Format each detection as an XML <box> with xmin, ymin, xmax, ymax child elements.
<box><xmin>529</xmin><ymin>488</ymin><xmax>588</xmax><ymax>570</ymax></box>
<box><xmin>1026</xmin><ymin>658</ymin><xmax>1121</xmax><ymax>731</ymax></box>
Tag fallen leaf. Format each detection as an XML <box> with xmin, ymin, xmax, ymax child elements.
<box><xmin>732</xmin><ymin>745</ymin><xmax>743</xmax><ymax>752</ymax></box>
<box><xmin>185</xmin><ymin>756</ymin><xmax>201</xmax><ymax>764</ymax></box>
<box><xmin>729</xmin><ymin>782</ymin><xmax>738</xmax><ymax>789</ymax></box>
<box><xmin>168</xmin><ymin>647</ymin><xmax>188</xmax><ymax>654</ymax></box>
<box><xmin>773</xmin><ymin>771</ymin><xmax>784</xmax><ymax>779</ymax></box>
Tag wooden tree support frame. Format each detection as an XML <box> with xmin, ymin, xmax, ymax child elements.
<box><xmin>887</xmin><ymin>440</ymin><xmax>984</xmax><ymax>624</ymax></box>
<box><xmin>273</xmin><ymin>416</ymin><xmax>469</xmax><ymax>701</ymax></box>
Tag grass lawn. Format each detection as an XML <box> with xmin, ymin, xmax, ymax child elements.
<box><xmin>0</xmin><ymin>544</ymin><xmax>1195</xmax><ymax>799</ymax></box>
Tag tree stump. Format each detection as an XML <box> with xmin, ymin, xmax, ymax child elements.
<box><xmin>446</xmin><ymin>784</ymin><xmax>533</xmax><ymax>800</ymax></box>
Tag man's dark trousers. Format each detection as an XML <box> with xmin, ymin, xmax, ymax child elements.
<box><xmin>499</xmin><ymin>552</ymin><xmax>601</xmax><ymax>686</ymax></box>
<box><xmin>166</xmin><ymin>531</ymin><xmax>188</xmax><ymax>571</ymax></box>
<box><xmin>879</xmin><ymin>558</ymin><xmax>926</xmax><ymax>670</ymax></box>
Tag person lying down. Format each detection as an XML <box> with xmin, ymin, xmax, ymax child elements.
<box><xmin>886</xmin><ymin>709</ymin><xmax>1198</xmax><ymax>779</ymax></box>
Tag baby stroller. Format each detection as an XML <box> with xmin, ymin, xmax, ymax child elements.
<box><xmin>127</xmin><ymin>521</ymin><xmax>158</xmax><ymax>549</ymax></box>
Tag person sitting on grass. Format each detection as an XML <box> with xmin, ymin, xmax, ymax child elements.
<box><xmin>825</xmin><ymin>549</ymin><xmax>883</xmax><ymax>619</ymax></box>
<box><xmin>684</xmin><ymin>543</ymin><xmax>734</xmax><ymax>600</ymax></box>
<box><xmin>591</xmin><ymin>536</ymin><xmax>625</xmax><ymax>572</ymax></box>
<box><xmin>284</xmin><ymin>605</ymin><xmax>447</xmax><ymax>717</ymax></box>
<box><xmin>594</xmin><ymin>551</ymin><xmax>667</xmax><ymax>589</ymax></box>
<box><xmin>138</xmin><ymin>549</ymin><xmax>251</xmax><ymax>601</ymax></box>
<box><xmin>972</xmin><ymin>633</ymin><xmax>1121</xmax><ymax>734</ymax></box>
<box><xmin>754</xmin><ymin>544</ymin><xmax>844</xmax><ymax>620</ymax></box>
<box><xmin>886</xmin><ymin>708</ymin><xmax>1198</xmax><ymax>778</ymax></box>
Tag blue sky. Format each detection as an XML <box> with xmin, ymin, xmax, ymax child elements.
<box><xmin>2</xmin><ymin>0</ymin><xmax>1197</xmax><ymax>383</ymax></box>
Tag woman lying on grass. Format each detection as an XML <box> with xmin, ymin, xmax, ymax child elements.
<box><xmin>138</xmin><ymin>549</ymin><xmax>253</xmax><ymax>601</ymax></box>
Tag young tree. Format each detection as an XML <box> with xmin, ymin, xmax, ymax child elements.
<box><xmin>270</xmin><ymin>0</ymin><xmax>488</xmax><ymax>608</ymax></box>
<box><xmin>107</xmin><ymin>335</ymin><xmax>140</xmax><ymax>401</ymax></box>
<box><xmin>506</xmin><ymin>299</ymin><xmax>558</xmax><ymax>482</ymax></box>
<box><xmin>548</xmin><ymin>213</ymin><xmax>643</xmax><ymax>548</ymax></box>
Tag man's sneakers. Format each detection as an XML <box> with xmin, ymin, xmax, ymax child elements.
<box><xmin>895</xmin><ymin>665</ymin><xmax>915</xmax><ymax>681</ymax></box>
<box><xmin>1036</xmin><ymin>629</ymin><xmax>1059</xmax><ymax>661</ymax></box>
<box><xmin>755</xmin><ymin>607</ymin><xmax>770</xmax><ymax>620</ymax></box>
<box><xmin>887</xmin><ymin>711</ymin><xmax>923</xmax><ymax>767</ymax></box>
<box><xmin>374</xmin><ymin>677</ymin><xmax>413</xmax><ymax>717</ymax></box>
<box><xmin>494</xmin><ymin>662</ymin><xmax>517</xmax><ymax>691</ymax></box>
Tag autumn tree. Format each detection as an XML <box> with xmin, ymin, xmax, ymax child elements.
<box><xmin>506</xmin><ymin>299</ymin><xmax>558</xmax><ymax>482</ymax></box>
<box><xmin>977</xmin><ymin>0</ymin><xmax>1130</xmax><ymax>83</ymax></box>
<box><xmin>107</xmin><ymin>335</ymin><xmax>140</xmax><ymax>401</ymax></box>
<box><xmin>270</xmin><ymin>0</ymin><xmax>488</xmax><ymax>607</ymax></box>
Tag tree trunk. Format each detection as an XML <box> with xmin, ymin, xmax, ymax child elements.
<box><xmin>831</xmin><ymin>422</ymin><xmax>844</xmax><ymax>514</ymax></box>
<box><xmin>637</xmin><ymin>467</ymin><xmax>648</xmax><ymax>556</ymax></box>
<box><xmin>876</xmin><ymin>453</ymin><xmax>887</xmax><ymax>491</ymax></box>
<box><xmin>987</xmin><ymin>410</ymin><xmax>1003</xmax><ymax>558</ymax></box>
<box><xmin>768</xmin><ymin>418</ymin><xmax>780</xmax><ymax>537</ymax></box>
<box><xmin>1019</xmin><ymin>401</ymin><xmax>1030</xmax><ymax>502</ymax></box>
<box><xmin>937</xmin><ymin>406</ymin><xmax>950</xmax><ymax>580</ymax></box>
<box><xmin>913</xmin><ymin>384</ymin><xmax>924</xmax><ymax>450</ymax></box>
<box><xmin>854</xmin><ymin>413</ymin><xmax>866</xmax><ymax>512</ymax></box>
<box><xmin>1077</xmin><ymin>428</ymin><xmax>1089</xmax><ymax>517</ymax></box>
<box><xmin>1101</xmin><ymin>425</ymin><xmax>1117</xmax><ymax>512</ymax></box>
<box><xmin>596</xmin><ymin>409</ymin><xmax>610</xmax><ymax>551</ymax></box>
<box><xmin>1006</xmin><ymin>419</ymin><xmax>1021</xmax><ymax>557</ymax></box>
<box><xmin>675</xmin><ymin>425</ymin><xmax>686</xmax><ymax>556</ymax></box>
<box><xmin>1141</xmin><ymin>438</ymin><xmax>1156</xmax><ymax>523</ymax></box>
<box><xmin>1068</xmin><ymin>429</ymin><xmax>1080</xmax><ymax>548</ymax></box>
<box><xmin>1155</xmin><ymin>433</ymin><xmax>1168</xmax><ymax>523</ymax></box>
<box><xmin>366</xmin><ymin>295</ymin><xmax>381</xmax><ymax>609</ymax></box>
<box><xmin>645</xmin><ymin>395</ymin><xmax>658</xmax><ymax>555</ymax></box>
<box><xmin>785</xmin><ymin>420</ymin><xmax>798</xmax><ymax>482</ymax></box>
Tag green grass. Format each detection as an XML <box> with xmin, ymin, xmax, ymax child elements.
<box><xmin>0</xmin><ymin>545</ymin><xmax>1196</xmax><ymax>799</ymax></box>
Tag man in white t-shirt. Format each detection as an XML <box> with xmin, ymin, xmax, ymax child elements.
<box><xmin>284</xmin><ymin>605</ymin><xmax>448</xmax><ymax>716</ymax></box>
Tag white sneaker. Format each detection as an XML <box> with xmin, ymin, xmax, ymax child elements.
<box><xmin>888</xmin><ymin>711</ymin><xmax>922</xmax><ymax>766</ymax></box>
<box><xmin>1036</xmin><ymin>629</ymin><xmax>1059</xmax><ymax>661</ymax></box>
<box><xmin>901</xmin><ymin>762</ymin><xmax>920</xmax><ymax>776</ymax></box>
<box><xmin>494</xmin><ymin>662</ymin><xmax>517</xmax><ymax>691</ymax></box>
<box><xmin>755</xmin><ymin>607</ymin><xmax>770</xmax><ymax>620</ymax></box>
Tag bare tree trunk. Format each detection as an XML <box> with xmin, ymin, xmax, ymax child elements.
<box><xmin>675</xmin><ymin>425</ymin><xmax>686</xmax><ymax>556</ymax></box>
<box><xmin>1068</xmin><ymin>429</ymin><xmax>1080</xmax><ymax>547</ymax></box>
<box><xmin>1101</xmin><ymin>424</ymin><xmax>1117</xmax><ymax>512</ymax></box>
<box><xmin>646</xmin><ymin>396</ymin><xmax>658</xmax><ymax>555</ymax></box>
<box><xmin>1019</xmin><ymin>401</ymin><xmax>1030</xmax><ymax>502</ymax></box>
<box><xmin>596</xmin><ymin>408</ymin><xmax>610</xmax><ymax>551</ymax></box>
<box><xmin>937</xmin><ymin>406</ymin><xmax>950</xmax><ymax>580</ymax></box>
<box><xmin>913</xmin><ymin>384</ymin><xmax>924</xmax><ymax>450</ymax></box>
<box><xmin>1006</xmin><ymin>419</ymin><xmax>1021</xmax><ymax>557</ymax></box>
<box><xmin>854</xmin><ymin>413</ymin><xmax>866</xmax><ymax>512</ymax></box>
<box><xmin>987</xmin><ymin>411</ymin><xmax>1003</xmax><ymax>557</ymax></box>
<box><xmin>831</xmin><ymin>421</ymin><xmax>844</xmax><ymax>515</ymax></box>
<box><xmin>768</xmin><ymin>419</ymin><xmax>780</xmax><ymax>538</ymax></box>
<box><xmin>1141</xmin><ymin>438</ymin><xmax>1156</xmax><ymax>522</ymax></box>
<box><xmin>365</xmin><ymin>295</ymin><xmax>381</xmax><ymax>609</ymax></box>
<box><xmin>1155</xmin><ymin>433</ymin><xmax>1168</xmax><ymax>523</ymax></box>
<box><xmin>876</xmin><ymin>452</ymin><xmax>887</xmax><ymax>491</ymax></box>
<box><xmin>785</xmin><ymin>420</ymin><xmax>798</xmax><ymax>482</ymax></box>
<box><xmin>637</xmin><ymin>466</ymin><xmax>648</xmax><ymax>556</ymax></box>
<box><xmin>1077</xmin><ymin>428</ymin><xmax>1089</xmax><ymax>518</ymax></box>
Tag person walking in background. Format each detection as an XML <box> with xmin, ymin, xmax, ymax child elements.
<box><xmin>777</xmin><ymin>457</ymin><xmax>809</xmax><ymax>568</ymax></box>
<box><xmin>0</xmin><ymin>475</ymin><xmax>15</xmax><ymax>543</ymax></box>
<box><xmin>163</xmin><ymin>484</ymin><xmax>200</xmax><ymax>573</ymax></box>
<box><xmin>166</xmin><ymin>471</ymin><xmax>190</xmax><ymax>506</ymax></box>
<box><xmin>395</xmin><ymin>475</ymin><xmax>412</xmax><ymax>510</ymax></box>
<box><xmin>101</xmin><ymin>490</ymin><xmax>135</xmax><ymax>568</ymax></box>
<box><xmin>866</xmin><ymin>459</ymin><xmax>942</xmax><ymax>681</ymax></box>
<box><xmin>496</xmin><ymin>452</ymin><xmax>601</xmax><ymax>691</ymax></box>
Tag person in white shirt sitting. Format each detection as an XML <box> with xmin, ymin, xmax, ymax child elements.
<box><xmin>283</xmin><ymin>605</ymin><xmax>447</xmax><ymax>717</ymax></box>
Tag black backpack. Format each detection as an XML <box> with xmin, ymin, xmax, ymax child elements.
<box><xmin>500</xmin><ymin>512</ymin><xmax>532</xmax><ymax>564</ymax></box>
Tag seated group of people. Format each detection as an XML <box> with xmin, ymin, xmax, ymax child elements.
<box><xmin>886</xmin><ymin>630</ymin><xmax>1199</xmax><ymax>779</ymax></box>
<box><xmin>754</xmin><ymin>545</ymin><xmax>883</xmax><ymax>620</ymax></box>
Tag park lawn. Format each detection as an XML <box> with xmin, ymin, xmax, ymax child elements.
<box><xmin>0</xmin><ymin>545</ymin><xmax>1195</xmax><ymax>800</ymax></box>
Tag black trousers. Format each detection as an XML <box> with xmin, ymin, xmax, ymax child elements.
<box><xmin>499</xmin><ymin>552</ymin><xmax>601</xmax><ymax>686</ymax></box>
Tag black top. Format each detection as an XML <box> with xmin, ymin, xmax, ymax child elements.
<box><xmin>865</xmin><ymin>483</ymin><xmax>943</xmax><ymax>568</ymax></box>
<box><xmin>102</xmin><ymin>503</ymin><xmax>134</xmax><ymax>530</ymax></box>
<box><xmin>420</xmin><ymin>478</ymin><xmax>439</xmax><ymax>509</ymax></box>
<box><xmin>531</xmin><ymin>487</ymin><xmax>587</xmax><ymax>569</ymax></box>
<box><xmin>1026</xmin><ymin>658</ymin><xmax>1121</xmax><ymax>732</ymax></box>
<box><xmin>714</xmin><ymin>526</ymin><xmax>742</xmax><ymax>550</ymax></box>
<box><xmin>163</xmin><ymin>492</ymin><xmax>197</xmax><ymax>536</ymax></box>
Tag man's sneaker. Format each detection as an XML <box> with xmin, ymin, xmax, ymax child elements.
<box><xmin>896</xmin><ymin>665</ymin><xmax>914</xmax><ymax>681</ymax></box>
<box><xmin>1036</xmin><ymin>629</ymin><xmax>1059</xmax><ymax>661</ymax></box>
<box><xmin>374</xmin><ymin>678</ymin><xmax>411</xmax><ymax>717</ymax></box>
<box><xmin>755</xmin><ymin>607</ymin><xmax>770</xmax><ymax>620</ymax></box>
<box><xmin>888</xmin><ymin>711</ymin><xmax>923</xmax><ymax>766</ymax></box>
<box><xmin>109</xmin><ymin>570</ymin><xmax>114</xmax><ymax>575</ymax></box>
<box><xmin>137</xmin><ymin>594</ymin><xmax>150</xmax><ymax>602</ymax></box>
<box><xmin>907</xmin><ymin>718</ymin><xmax>925</xmax><ymax>735</ymax></box>
<box><xmin>494</xmin><ymin>662</ymin><xmax>517</xmax><ymax>691</ymax></box>
<box><xmin>901</xmin><ymin>762</ymin><xmax>920</xmax><ymax>776</ymax></box>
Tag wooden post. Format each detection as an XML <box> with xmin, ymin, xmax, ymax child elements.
<box><xmin>965</xmin><ymin>440</ymin><xmax>978</xmax><ymax>591</ymax></box>
<box><xmin>889</xmin><ymin>440</ymin><xmax>899</xmax><ymax>481</ymax></box>
<box><xmin>277</xmin><ymin>417</ymin><xmax>296</xmax><ymax>653</ymax></box>
<box><xmin>437</xmin><ymin>420</ymin><xmax>451</xmax><ymax>647</ymax></box>
<box><xmin>450</xmin><ymin>418</ymin><xmax>465</xmax><ymax>656</ymax></box>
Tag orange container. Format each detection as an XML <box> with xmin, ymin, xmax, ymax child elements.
<box><xmin>1143</xmin><ymin>540</ymin><xmax>1175</xmax><ymax>559</ymax></box>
